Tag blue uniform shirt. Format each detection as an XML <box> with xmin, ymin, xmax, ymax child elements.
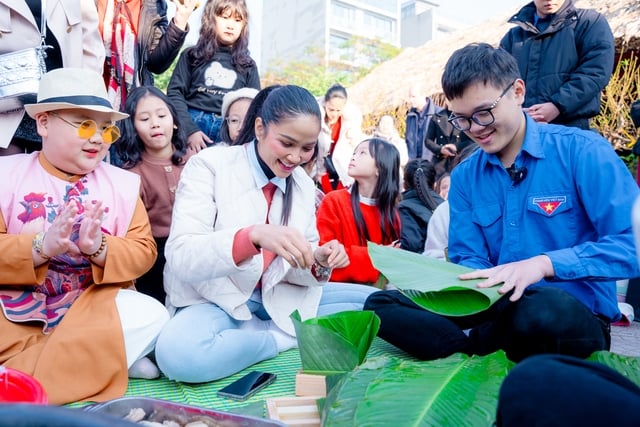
<box><xmin>449</xmin><ymin>114</ymin><xmax>640</xmax><ymax>321</ymax></box>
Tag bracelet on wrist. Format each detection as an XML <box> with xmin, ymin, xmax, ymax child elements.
<box><xmin>32</xmin><ymin>231</ymin><xmax>52</xmax><ymax>260</ymax></box>
<box><xmin>82</xmin><ymin>234</ymin><xmax>107</xmax><ymax>259</ymax></box>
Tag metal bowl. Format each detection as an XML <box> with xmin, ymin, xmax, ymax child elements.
<box><xmin>84</xmin><ymin>396</ymin><xmax>286</xmax><ymax>426</ymax></box>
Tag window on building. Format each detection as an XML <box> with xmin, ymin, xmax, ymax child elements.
<box><xmin>363</xmin><ymin>12</ymin><xmax>394</xmax><ymax>39</ymax></box>
<box><xmin>360</xmin><ymin>0</ymin><xmax>397</xmax><ymax>13</ymax></box>
<box><xmin>332</xmin><ymin>2</ymin><xmax>356</xmax><ymax>28</ymax></box>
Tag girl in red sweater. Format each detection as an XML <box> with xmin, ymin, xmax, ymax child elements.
<box><xmin>316</xmin><ymin>137</ymin><xmax>401</xmax><ymax>286</ymax></box>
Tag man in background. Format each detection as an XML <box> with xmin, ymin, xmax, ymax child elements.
<box><xmin>500</xmin><ymin>0</ymin><xmax>614</xmax><ymax>130</ymax></box>
<box><xmin>405</xmin><ymin>84</ymin><xmax>442</xmax><ymax>160</ymax></box>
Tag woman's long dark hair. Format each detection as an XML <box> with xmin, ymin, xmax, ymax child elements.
<box><xmin>188</xmin><ymin>0</ymin><xmax>255</xmax><ymax>71</ymax></box>
<box><xmin>115</xmin><ymin>86</ymin><xmax>188</xmax><ymax>169</ymax></box>
<box><xmin>350</xmin><ymin>138</ymin><xmax>401</xmax><ymax>244</ymax></box>
<box><xmin>235</xmin><ymin>85</ymin><xmax>321</xmax><ymax>225</ymax></box>
<box><xmin>403</xmin><ymin>159</ymin><xmax>440</xmax><ymax>211</ymax></box>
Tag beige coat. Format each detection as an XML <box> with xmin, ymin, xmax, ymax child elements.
<box><xmin>0</xmin><ymin>0</ymin><xmax>105</xmax><ymax>148</ymax></box>
<box><xmin>0</xmin><ymin>158</ymin><xmax>156</xmax><ymax>405</ymax></box>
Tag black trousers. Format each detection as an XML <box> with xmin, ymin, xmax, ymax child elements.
<box><xmin>497</xmin><ymin>354</ymin><xmax>640</xmax><ymax>426</ymax></box>
<box><xmin>134</xmin><ymin>236</ymin><xmax>167</xmax><ymax>304</ymax></box>
<box><xmin>364</xmin><ymin>287</ymin><xmax>611</xmax><ymax>362</ymax></box>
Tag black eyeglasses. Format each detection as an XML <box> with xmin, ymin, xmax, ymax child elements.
<box><xmin>50</xmin><ymin>112</ymin><xmax>121</xmax><ymax>145</ymax></box>
<box><xmin>448</xmin><ymin>81</ymin><xmax>516</xmax><ymax>131</ymax></box>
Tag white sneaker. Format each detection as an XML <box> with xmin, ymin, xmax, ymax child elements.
<box><xmin>128</xmin><ymin>356</ymin><xmax>160</xmax><ymax>379</ymax></box>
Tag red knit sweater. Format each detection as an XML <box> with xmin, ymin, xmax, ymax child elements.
<box><xmin>316</xmin><ymin>189</ymin><xmax>394</xmax><ymax>284</ymax></box>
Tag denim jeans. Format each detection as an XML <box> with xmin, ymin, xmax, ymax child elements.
<box><xmin>189</xmin><ymin>108</ymin><xmax>223</xmax><ymax>144</ymax></box>
<box><xmin>154</xmin><ymin>283</ymin><xmax>379</xmax><ymax>383</ymax></box>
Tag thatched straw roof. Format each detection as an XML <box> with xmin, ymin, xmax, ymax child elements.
<box><xmin>349</xmin><ymin>0</ymin><xmax>640</xmax><ymax>115</ymax></box>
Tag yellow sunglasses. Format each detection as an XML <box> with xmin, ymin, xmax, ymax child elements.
<box><xmin>50</xmin><ymin>112</ymin><xmax>121</xmax><ymax>145</ymax></box>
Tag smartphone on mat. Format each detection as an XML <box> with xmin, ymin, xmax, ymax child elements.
<box><xmin>217</xmin><ymin>371</ymin><xmax>277</xmax><ymax>401</ymax></box>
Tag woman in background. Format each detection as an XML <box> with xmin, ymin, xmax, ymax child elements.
<box><xmin>317</xmin><ymin>83</ymin><xmax>364</xmax><ymax>192</ymax></box>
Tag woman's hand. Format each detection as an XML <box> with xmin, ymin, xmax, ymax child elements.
<box><xmin>314</xmin><ymin>239</ymin><xmax>349</xmax><ymax>269</ymax></box>
<box><xmin>250</xmin><ymin>224</ymin><xmax>315</xmax><ymax>268</ymax></box>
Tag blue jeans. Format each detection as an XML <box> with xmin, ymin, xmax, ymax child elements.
<box><xmin>189</xmin><ymin>108</ymin><xmax>223</xmax><ymax>144</ymax></box>
<box><xmin>155</xmin><ymin>283</ymin><xmax>379</xmax><ymax>383</ymax></box>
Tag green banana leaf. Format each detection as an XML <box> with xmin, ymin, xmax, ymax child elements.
<box><xmin>321</xmin><ymin>350</ymin><xmax>640</xmax><ymax>426</ymax></box>
<box><xmin>588</xmin><ymin>350</ymin><xmax>640</xmax><ymax>386</ymax></box>
<box><xmin>368</xmin><ymin>242</ymin><xmax>503</xmax><ymax>316</ymax></box>
<box><xmin>322</xmin><ymin>352</ymin><xmax>512</xmax><ymax>426</ymax></box>
<box><xmin>291</xmin><ymin>310</ymin><xmax>380</xmax><ymax>375</ymax></box>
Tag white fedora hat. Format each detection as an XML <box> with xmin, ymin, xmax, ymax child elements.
<box><xmin>24</xmin><ymin>68</ymin><xmax>128</xmax><ymax>121</ymax></box>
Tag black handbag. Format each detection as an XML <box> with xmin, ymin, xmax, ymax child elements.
<box><xmin>323</xmin><ymin>154</ymin><xmax>341</xmax><ymax>190</ymax></box>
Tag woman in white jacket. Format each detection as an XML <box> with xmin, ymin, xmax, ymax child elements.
<box><xmin>155</xmin><ymin>85</ymin><xmax>378</xmax><ymax>383</ymax></box>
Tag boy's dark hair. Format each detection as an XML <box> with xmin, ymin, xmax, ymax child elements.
<box><xmin>116</xmin><ymin>86</ymin><xmax>188</xmax><ymax>169</ymax></box>
<box><xmin>442</xmin><ymin>43</ymin><xmax>520</xmax><ymax>101</ymax></box>
<box><xmin>350</xmin><ymin>138</ymin><xmax>401</xmax><ymax>245</ymax></box>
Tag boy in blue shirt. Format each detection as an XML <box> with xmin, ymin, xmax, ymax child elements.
<box><xmin>365</xmin><ymin>42</ymin><xmax>639</xmax><ymax>362</ymax></box>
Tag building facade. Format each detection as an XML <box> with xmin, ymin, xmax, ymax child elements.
<box><xmin>260</xmin><ymin>0</ymin><xmax>401</xmax><ymax>73</ymax></box>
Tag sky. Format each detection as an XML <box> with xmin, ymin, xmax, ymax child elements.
<box><xmin>170</xmin><ymin>0</ymin><xmax>527</xmax><ymax>70</ymax></box>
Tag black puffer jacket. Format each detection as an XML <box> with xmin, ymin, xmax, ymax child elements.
<box><xmin>500</xmin><ymin>0</ymin><xmax>614</xmax><ymax>126</ymax></box>
<box><xmin>399</xmin><ymin>189</ymin><xmax>445</xmax><ymax>253</ymax></box>
<box><xmin>136</xmin><ymin>0</ymin><xmax>189</xmax><ymax>86</ymax></box>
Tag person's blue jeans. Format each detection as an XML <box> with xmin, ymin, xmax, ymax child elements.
<box><xmin>189</xmin><ymin>108</ymin><xmax>223</xmax><ymax>145</ymax></box>
<box><xmin>155</xmin><ymin>283</ymin><xmax>379</xmax><ymax>383</ymax></box>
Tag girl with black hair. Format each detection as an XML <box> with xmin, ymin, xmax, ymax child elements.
<box><xmin>155</xmin><ymin>85</ymin><xmax>376</xmax><ymax>383</ymax></box>
<box><xmin>316</xmin><ymin>137</ymin><xmax>401</xmax><ymax>286</ymax></box>
<box><xmin>114</xmin><ymin>85</ymin><xmax>191</xmax><ymax>303</ymax></box>
<box><xmin>167</xmin><ymin>0</ymin><xmax>260</xmax><ymax>152</ymax></box>
<box><xmin>398</xmin><ymin>159</ymin><xmax>444</xmax><ymax>253</ymax></box>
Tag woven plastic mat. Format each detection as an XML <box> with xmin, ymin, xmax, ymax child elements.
<box><xmin>122</xmin><ymin>337</ymin><xmax>409</xmax><ymax>414</ymax></box>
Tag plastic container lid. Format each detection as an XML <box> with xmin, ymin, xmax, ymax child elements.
<box><xmin>0</xmin><ymin>366</ymin><xmax>48</xmax><ymax>404</ymax></box>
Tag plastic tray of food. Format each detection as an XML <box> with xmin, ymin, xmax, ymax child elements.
<box><xmin>84</xmin><ymin>396</ymin><xmax>287</xmax><ymax>427</ymax></box>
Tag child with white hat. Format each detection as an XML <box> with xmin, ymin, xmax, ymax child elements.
<box><xmin>0</xmin><ymin>68</ymin><xmax>168</xmax><ymax>404</ymax></box>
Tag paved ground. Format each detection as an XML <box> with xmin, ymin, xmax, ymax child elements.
<box><xmin>611</xmin><ymin>321</ymin><xmax>640</xmax><ymax>357</ymax></box>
